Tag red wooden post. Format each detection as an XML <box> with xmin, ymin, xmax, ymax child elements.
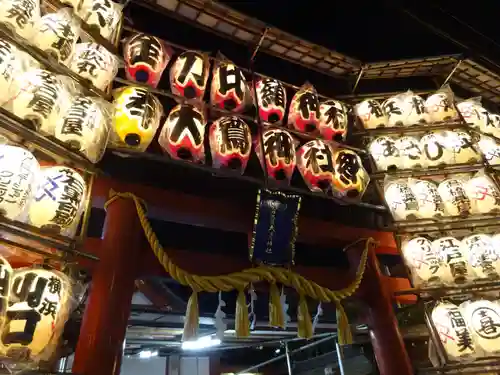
<box><xmin>73</xmin><ymin>196</ymin><xmax>143</xmax><ymax>375</ymax></box>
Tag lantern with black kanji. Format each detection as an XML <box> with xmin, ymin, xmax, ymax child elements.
<box><xmin>424</xmin><ymin>85</ymin><xmax>458</xmax><ymax>123</ymax></box>
<box><xmin>419</xmin><ymin>131</ymin><xmax>454</xmax><ymax>167</ymax></box>
<box><xmin>395</xmin><ymin>136</ymin><xmax>422</xmax><ymax>169</ymax></box>
<box><xmin>461</xmin><ymin>299</ymin><xmax>500</xmax><ymax>355</ymax></box>
<box><xmin>28</xmin><ymin>166</ymin><xmax>87</xmax><ymax>237</ymax></box>
<box><xmin>384</xmin><ymin>180</ymin><xmax>419</xmax><ymax>220</ymax></box>
<box><xmin>382</xmin><ymin>93</ymin><xmax>407</xmax><ymax>127</ymax></box>
<box><xmin>0</xmin><ymin>268</ymin><xmax>72</xmax><ymax>363</ymax></box>
<box><xmin>0</xmin><ymin>256</ymin><xmax>12</xmax><ymax>329</ymax></box>
<box><xmin>483</xmin><ymin>112</ymin><xmax>500</xmax><ymax>138</ymax></box>
<box><xmin>318</xmin><ymin>99</ymin><xmax>348</xmax><ymax>142</ymax></box>
<box><xmin>210</xmin><ymin>57</ymin><xmax>248</xmax><ymax>113</ymax></box>
<box><xmin>0</xmin><ymin>0</ymin><xmax>40</xmax><ymax>40</ymax></box>
<box><xmin>209</xmin><ymin>116</ymin><xmax>251</xmax><ymax>173</ymax></box>
<box><xmin>434</xmin><ymin>236</ymin><xmax>471</xmax><ymax>284</ymax></box>
<box><xmin>354</xmin><ymin>99</ymin><xmax>387</xmax><ymax>129</ymax></box>
<box><xmin>296</xmin><ymin>139</ymin><xmax>334</xmax><ymax>193</ymax></box>
<box><xmin>255</xmin><ymin>128</ymin><xmax>296</xmax><ymax>183</ymax></box>
<box><xmin>159</xmin><ymin>104</ymin><xmax>206</xmax><ymax>163</ymax></box>
<box><xmin>402</xmin><ymin>237</ymin><xmax>446</xmax><ymax>286</ymax></box>
<box><xmin>0</xmin><ymin>40</ymin><xmax>22</xmax><ymax>105</ymax></box>
<box><xmin>288</xmin><ymin>82</ymin><xmax>320</xmax><ymax>133</ymax></box>
<box><xmin>408</xmin><ymin>179</ymin><xmax>445</xmax><ymax>218</ymax></box>
<box><xmin>466</xmin><ymin>173</ymin><xmax>500</xmax><ymax>214</ymax></box>
<box><xmin>123</xmin><ymin>33</ymin><xmax>172</xmax><ymax>88</ymax></box>
<box><xmin>111</xmin><ymin>86</ymin><xmax>163</xmax><ymax>151</ymax></box>
<box><xmin>438</xmin><ymin>178</ymin><xmax>472</xmax><ymax>217</ymax></box>
<box><xmin>463</xmin><ymin>234</ymin><xmax>500</xmax><ymax>280</ymax></box>
<box><xmin>170</xmin><ymin>51</ymin><xmax>210</xmax><ymax>101</ymax></box>
<box><xmin>445</xmin><ymin>130</ymin><xmax>481</xmax><ymax>164</ymax></box>
<box><xmin>457</xmin><ymin>98</ymin><xmax>487</xmax><ymax>130</ymax></box>
<box><xmin>331</xmin><ymin>148</ymin><xmax>369</xmax><ymax>200</ymax></box>
<box><xmin>477</xmin><ymin>134</ymin><xmax>500</xmax><ymax>166</ymax></box>
<box><xmin>368</xmin><ymin>136</ymin><xmax>400</xmax><ymax>171</ymax></box>
<box><xmin>255</xmin><ymin>78</ymin><xmax>286</xmax><ymax>125</ymax></box>
<box><xmin>403</xmin><ymin>92</ymin><xmax>428</xmax><ymax>125</ymax></box>
<box><xmin>78</xmin><ymin>0</ymin><xmax>122</xmax><ymax>41</ymax></box>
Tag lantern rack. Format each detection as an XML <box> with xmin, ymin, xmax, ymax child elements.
<box><xmin>352</xmin><ymin>120</ymin><xmax>467</xmax><ymax>137</ymax></box>
<box><xmin>394</xmin><ymin>279</ymin><xmax>500</xmax><ymax>299</ymax></box>
<box><xmin>370</xmin><ymin>162</ymin><xmax>487</xmax><ymax>180</ymax></box>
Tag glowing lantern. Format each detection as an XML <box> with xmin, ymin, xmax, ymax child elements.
<box><xmin>331</xmin><ymin>148</ymin><xmax>369</xmax><ymax>200</ymax></box>
<box><xmin>159</xmin><ymin>104</ymin><xmax>206</xmax><ymax>163</ymax></box>
<box><xmin>382</xmin><ymin>94</ymin><xmax>407</xmax><ymax>127</ymax></box>
<box><xmin>123</xmin><ymin>33</ymin><xmax>172</xmax><ymax>88</ymax></box>
<box><xmin>431</xmin><ymin>302</ymin><xmax>476</xmax><ymax>359</ymax></box>
<box><xmin>463</xmin><ymin>234</ymin><xmax>500</xmax><ymax>280</ymax></box>
<box><xmin>457</xmin><ymin>98</ymin><xmax>487</xmax><ymax>130</ymax></box>
<box><xmin>0</xmin><ymin>269</ymin><xmax>71</xmax><ymax>362</ymax></box>
<box><xmin>0</xmin><ymin>0</ymin><xmax>39</xmax><ymax>40</ymax></box>
<box><xmin>33</xmin><ymin>8</ymin><xmax>79</xmax><ymax>64</ymax></box>
<box><xmin>409</xmin><ymin>179</ymin><xmax>445</xmax><ymax>218</ymax></box>
<box><xmin>255</xmin><ymin>78</ymin><xmax>286</xmax><ymax>125</ymax></box>
<box><xmin>170</xmin><ymin>51</ymin><xmax>209</xmax><ymax>101</ymax></box>
<box><xmin>0</xmin><ymin>40</ymin><xmax>21</xmax><ymax>105</ymax></box>
<box><xmin>288</xmin><ymin>82</ymin><xmax>320</xmax><ymax>133</ymax></box>
<box><xmin>384</xmin><ymin>180</ymin><xmax>419</xmax><ymax>220</ymax></box>
<box><xmin>354</xmin><ymin>99</ymin><xmax>387</xmax><ymax>129</ymax></box>
<box><xmin>487</xmin><ymin>113</ymin><xmax>500</xmax><ymax>138</ymax></box>
<box><xmin>462</xmin><ymin>300</ymin><xmax>500</xmax><ymax>355</ymax></box>
<box><xmin>78</xmin><ymin>0</ymin><xmax>122</xmax><ymax>40</ymax></box>
<box><xmin>211</xmin><ymin>58</ymin><xmax>248</xmax><ymax>113</ymax></box>
<box><xmin>434</xmin><ymin>236</ymin><xmax>471</xmax><ymax>284</ymax></box>
<box><xmin>0</xmin><ymin>256</ymin><xmax>12</xmax><ymax>332</ymax></box>
<box><xmin>402</xmin><ymin>237</ymin><xmax>446</xmax><ymax>286</ymax></box>
<box><xmin>296</xmin><ymin>140</ymin><xmax>334</xmax><ymax>193</ymax></box>
<box><xmin>209</xmin><ymin>116</ymin><xmax>251</xmax><ymax>173</ymax></box>
<box><xmin>466</xmin><ymin>174</ymin><xmax>500</xmax><ymax>214</ymax></box>
<box><xmin>255</xmin><ymin>128</ymin><xmax>296</xmax><ymax>183</ymax></box>
<box><xmin>395</xmin><ymin>136</ymin><xmax>423</xmax><ymax>169</ymax></box>
<box><xmin>55</xmin><ymin>96</ymin><xmax>111</xmax><ymax>163</ymax></box>
<box><xmin>444</xmin><ymin>131</ymin><xmax>481</xmax><ymax>164</ymax></box>
<box><xmin>318</xmin><ymin>100</ymin><xmax>348</xmax><ymax>142</ymax></box>
<box><xmin>424</xmin><ymin>86</ymin><xmax>458</xmax><ymax>123</ymax></box>
<box><xmin>438</xmin><ymin>178</ymin><xmax>472</xmax><ymax>217</ymax></box>
<box><xmin>402</xmin><ymin>92</ymin><xmax>428</xmax><ymax>125</ymax></box>
<box><xmin>492</xmin><ymin>233</ymin><xmax>500</xmax><ymax>255</ymax></box>
<box><xmin>69</xmin><ymin>43</ymin><xmax>118</xmax><ymax>91</ymax></box>
<box><xmin>111</xmin><ymin>86</ymin><xmax>163</xmax><ymax>151</ymax></box>
<box><xmin>419</xmin><ymin>132</ymin><xmax>453</xmax><ymax>167</ymax></box>
<box><xmin>368</xmin><ymin>136</ymin><xmax>400</xmax><ymax>171</ymax></box>
<box><xmin>477</xmin><ymin>135</ymin><xmax>500</xmax><ymax>166</ymax></box>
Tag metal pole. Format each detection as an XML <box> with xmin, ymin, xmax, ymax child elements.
<box><xmin>285</xmin><ymin>342</ymin><xmax>293</xmax><ymax>375</ymax></box>
<box><xmin>441</xmin><ymin>59</ymin><xmax>462</xmax><ymax>87</ymax></box>
<box><xmin>335</xmin><ymin>342</ymin><xmax>346</xmax><ymax>375</ymax></box>
<box><xmin>351</xmin><ymin>67</ymin><xmax>364</xmax><ymax>94</ymax></box>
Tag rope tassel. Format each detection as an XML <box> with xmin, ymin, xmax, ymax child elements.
<box><xmin>182</xmin><ymin>290</ymin><xmax>199</xmax><ymax>342</ymax></box>
<box><xmin>269</xmin><ymin>283</ymin><xmax>284</xmax><ymax>328</ymax></box>
<box><xmin>235</xmin><ymin>289</ymin><xmax>250</xmax><ymax>337</ymax></box>
<box><xmin>336</xmin><ymin>301</ymin><xmax>353</xmax><ymax>345</ymax></box>
<box><xmin>297</xmin><ymin>295</ymin><xmax>313</xmax><ymax>339</ymax></box>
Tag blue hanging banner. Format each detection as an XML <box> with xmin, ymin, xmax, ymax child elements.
<box><xmin>249</xmin><ymin>189</ymin><xmax>302</xmax><ymax>266</ymax></box>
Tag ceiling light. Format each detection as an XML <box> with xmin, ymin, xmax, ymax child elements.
<box><xmin>138</xmin><ymin>350</ymin><xmax>158</xmax><ymax>359</ymax></box>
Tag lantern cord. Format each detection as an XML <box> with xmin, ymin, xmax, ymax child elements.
<box><xmin>104</xmin><ymin>190</ymin><xmax>375</xmax><ymax>343</ymax></box>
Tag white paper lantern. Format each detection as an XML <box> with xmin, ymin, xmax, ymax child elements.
<box><xmin>403</xmin><ymin>93</ymin><xmax>428</xmax><ymax>125</ymax></box>
<box><xmin>463</xmin><ymin>234</ymin><xmax>500</xmax><ymax>280</ymax></box>
<box><xmin>477</xmin><ymin>135</ymin><xmax>500</xmax><ymax>166</ymax></box>
<box><xmin>457</xmin><ymin>100</ymin><xmax>487</xmax><ymax>130</ymax></box>
<box><xmin>69</xmin><ymin>43</ymin><xmax>118</xmax><ymax>90</ymax></box>
<box><xmin>431</xmin><ymin>302</ymin><xmax>476</xmax><ymax>359</ymax></box>
<box><xmin>402</xmin><ymin>237</ymin><xmax>446</xmax><ymax>285</ymax></box>
<box><xmin>78</xmin><ymin>0</ymin><xmax>122</xmax><ymax>41</ymax></box>
<box><xmin>169</xmin><ymin>51</ymin><xmax>210</xmax><ymax>101</ymax></box>
<box><xmin>425</xmin><ymin>92</ymin><xmax>457</xmax><ymax>123</ymax></box>
<box><xmin>368</xmin><ymin>136</ymin><xmax>399</xmax><ymax>171</ymax></box>
<box><xmin>0</xmin><ymin>269</ymin><xmax>71</xmax><ymax>362</ymax></box>
<box><xmin>384</xmin><ymin>181</ymin><xmax>419</xmax><ymax>220</ymax></box>
<box><xmin>445</xmin><ymin>131</ymin><xmax>481</xmax><ymax>164</ymax></box>
<box><xmin>0</xmin><ymin>0</ymin><xmax>40</xmax><ymax>40</ymax></box>
<box><xmin>288</xmin><ymin>83</ymin><xmax>320</xmax><ymax>133</ymax></box>
<box><xmin>409</xmin><ymin>179</ymin><xmax>445</xmax><ymax>218</ymax></box>
<box><xmin>462</xmin><ymin>300</ymin><xmax>500</xmax><ymax>355</ymax></box>
<box><xmin>0</xmin><ymin>145</ymin><xmax>39</xmax><ymax>220</ymax></box>
<box><xmin>382</xmin><ymin>94</ymin><xmax>407</xmax><ymax>127</ymax></box>
<box><xmin>29</xmin><ymin>166</ymin><xmax>86</xmax><ymax>236</ymax></box>
<box><xmin>438</xmin><ymin>179</ymin><xmax>472</xmax><ymax>217</ymax></box>
<box><xmin>434</xmin><ymin>236</ymin><xmax>471</xmax><ymax>284</ymax></box>
<box><xmin>395</xmin><ymin>136</ymin><xmax>422</xmax><ymax>169</ymax></box>
<box><xmin>487</xmin><ymin>113</ymin><xmax>500</xmax><ymax>138</ymax></box>
<box><xmin>318</xmin><ymin>99</ymin><xmax>348</xmax><ymax>142</ymax></box>
<box><xmin>420</xmin><ymin>132</ymin><xmax>453</xmax><ymax>167</ymax></box>
<box><xmin>355</xmin><ymin>99</ymin><xmax>387</xmax><ymax>129</ymax></box>
<box><xmin>466</xmin><ymin>174</ymin><xmax>500</xmax><ymax>214</ymax></box>
<box><xmin>211</xmin><ymin>61</ymin><xmax>249</xmax><ymax>114</ymax></box>
<box><xmin>0</xmin><ymin>40</ymin><xmax>21</xmax><ymax>105</ymax></box>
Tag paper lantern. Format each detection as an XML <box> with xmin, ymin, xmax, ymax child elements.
<box><xmin>403</xmin><ymin>93</ymin><xmax>428</xmax><ymax>125</ymax></box>
<box><xmin>9</xmin><ymin>69</ymin><xmax>64</xmax><ymax>133</ymax></box>
<box><xmin>382</xmin><ymin>94</ymin><xmax>407</xmax><ymax>127</ymax></box>
<box><xmin>431</xmin><ymin>302</ymin><xmax>476</xmax><ymax>359</ymax></box>
<box><xmin>477</xmin><ymin>135</ymin><xmax>500</xmax><ymax>166</ymax></box>
<box><xmin>438</xmin><ymin>179</ymin><xmax>472</xmax><ymax>217</ymax></box>
<box><xmin>409</xmin><ymin>179</ymin><xmax>445</xmax><ymax>218</ymax></box>
<box><xmin>211</xmin><ymin>60</ymin><xmax>248</xmax><ymax>113</ymax></box>
<box><xmin>492</xmin><ymin>234</ymin><xmax>500</xmax><ymax>255</ymax></box>
<box><xmin>32</xmin><ymin>8</ymin><xmax>79</xmax><ymax>64</ymax></box>
<box><xmin>288</xmin><ymin>82</ymin><xmax>320</xmax><ymax>133</ymax></box>
<box><xmin>368</xmin><ymin>136</ymin><xmax>400</xmax><ymax>171</ymax></box>
<box><xmin>296</xmin><ymin>140</ymin><xmax>334</xmax><ymax>193</ymax></box>
<box><xmin>384</xmin><ymin>181</ymin><xmax>419</xmax><ymax>220</ymax></box>
<box><xmin>1</xmin><ymin>269</ymin><xmax>71</xmax><ymax>362</ymax></box>
<box><xmin>78</xmin><ymin>0</ymin><xmax>122</xmax><ymax>40</ymax></box>
<box><xmin>209</xmin><ymin>116</ymin><xmax>251</xmax><ymax>173</ymax></box>
<box><xmin>255</xmin><ymin>128</ymin><xmax>296</xmax><ymax>183</ymax></box>
<box><xmin>255</xmin><ymin>78</ymin><xmax>286</xmax><ymax>125</ymax></box>
<box><xmin>0</xmin><ymin>39</ymin><xmax>21</xmax><ymax>105</ymax></box>
<box><xmin>445</xmin><ymin>130</ymin><xmax>481</xmax><ymax>164</ymax></box>
<box><xmin>69</xmin><ymin>42</ymin><xmax>118</xmax><ymax>90</ymax></box>
<box><xmin>462</xmin><ymin>300</ymin><xmax>500</xmax><ymax>355</ymax></box>
<box><xmin>466</xmin><ymin>174</ymin><xmax>500</xmax><ymax>214</ymax></box>
<box><xmin>395</xmin><ymin>136</ymin><xmax>423</xmax><ymax>169</ymax></box>
<box><xmin>425</xmin><ymin>91</ymin><xmax>457</xmax><ymax>123</ymax></box>
<box><xmin>159</xmin><ymin>104</ymin><xmax>206</xmax><ymax>162</ymax></box>
<box><xmin>318</xmin><ymin>100</ymin><xmax>348</xmax><ymax>142</ymax></box>
<box><xmin>170</xmin><ymin>51</ymin><xmax>209</xmax><ymax>101</ymax></box>
<box><xmin>487</xmin><ymin>113</ymin><xmax>500</xmax><ymax>138</ymax></box>
<box><xmin>463</xmin><ymin>234</ymin><xmax>500</xmax><ymax>280</ymax></box>
<box><xmin>457</xmin><ymin>99</ymin><xmax>487</xmax><ymax>130</ymax></box>
<box><xmin>112</xmin><ymin>86</ymin><xmax>163</xmax><ymax>151</ymax></box>
<box><xmin>123</xmin><ymin>33</ymin><xmax>172</xmax><ymax>88</ymax></box>
<box><xmin>0</xmin><ymin>0</ymin><xmax>40</xmax><ymax>40</ymax></box>
<box><xmin>331</xmin><ymin>148</ymin><xmax>369</xmax><ymax>200</ymax></box>
<box><xmin>402</xmin><ymin>237</ymin><xmax>446</xmax><ymax>285</ymax></box>
<box><xmin>354</xmin><ymin>99</ymin><xmax>387</xmax><ymax>129</ymax></box>
<box><xmin>420</xmin><ymin>132</ymin><xmax>453</xmax><ymax>167</ymax></box>
<box><xmin>0</xmin><ymin>256</ymin><xmax>12</xmax><ymax>332</ymax></box>
<box><xmin>55</xmin><ymin>96</ymin><xmax>111</xmax><ymax>162</ymax></box>
<box><xmin>434</xmin><ymin>237</ymin><xmax>470</xmax><ymax>284</ymax></box>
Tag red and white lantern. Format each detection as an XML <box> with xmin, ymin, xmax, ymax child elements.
<box><xmin>331</xmin><ymin>148</ymin><xmax>369</xmax><ymax>200</ymax></box>
<box><xmin>296</xmin><ymin>140</ymin><xmax>334</xmax><ymax>193</ymax></box>
<box><xmin>288</xmin><ymin>82</ymin><xmax>320</xmax><ymax>133</ymax></box>
<box><xmin>170</xmin><ymin>51</ymin><xmax>210</xmax><ymax>101</ymax></box>
<box><xmin>466</xmin><ymin>174</ymin><xmax>500</xmax><ymax>214</ymax></box>
<box><xmin>211</xmin><ymin>59</ymin><xmax>248</xmax><ymax>113</ymax></box>
<box><xmin>318</xmin><ymin>100</ymin><xmax>348</xmax><ymax>142</ymax></box>
<box><xmin>255</xmin><ymin>78</ymin><xmax>286</xmax><ymax>125</ymax></box>
<box><xmin>255</xmin><ymin>128</ymin><xmax>296</xmax><ymax>183</ymax></box>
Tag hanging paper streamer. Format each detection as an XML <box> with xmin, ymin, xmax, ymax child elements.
<box><xmin>248</xmin><ymin>287</ymin><xmax>257</xmax><ymax>331</ymax></box>
<box><xmin>111</xmin><ymin>86</ymin><xmax>163</xmax><ymax>151</ymax></box>
<box><xmin>209</xmin><ymin>116</ymin><xmax>251</xmax><ymax>173</ymax></box>
<box><xmin>255</xmin><ymin>78</ymin><xmax>286</xmax><ymax>125</ymax></box>
<box><xmin>355</xmin><ymin>99</ymin><xmax>387</xmax><ymax>129</ymax></box>
<box><xmin>214</xmin><ymin>292</ymin><xmax>226</xmax><ymax>341</ymax></box>
<box><xmin>296</xmin><ymin>139</ymin><xmax>335</xmax><ymax>194</ymax></box>
<box><xmin>210</xmin><ymin>55</ymin><xmax>248</xmax><ymax>113</ymax></box>
<box><xmin>434</xmin><ymin>236</ymin><xmax>472</xmax><ymax>284</ymax></box>
<box><xmin>368</xmin><ymin>136</ymin><xmax>400</xmax><ymax>171</ymax></box>
<box><xmin>170</xmin><ymin>51</ymin><xmax>210</xmax><ymax>101</ymax></box>
<box><xmin>78</xmin><ymin>0</ymin><xmax>123</xmax><ymax>41</ymax></box>
<box><xmin>311</xmin><ymin>302</ymin><xmax>323</xmax><ymax>335</ymax></box>
<box><xmin>249</xmin><ymin>189</ymin><xmax>301</xmax><ymax>266</ymax></box>
<box><xmin>408</xmin><ymin>179</ymin><xmax>445</xmax><ymax>219</ymax></box>
<box><xmin>438</xmin><ymin>178</ymin><xmax>472</xmax><ymax>217</ymax></box>
<box><xmin>463</xmin><ymin>234</ymin><xmax>500</xmax><ymax>280</ymax></box>
<box><xmin>281</xmin><ymin>288</ymin><xmax>291</xmax><ymax>329</ymax></box>
<box><xmin>159</xmin><ymin>104</ymin><xmax>206</xmax><ymax>163</ymax></box>
<box><xmin>288</xmin><ymin>82</ymin><xmax>320</xmax><ymax>133</ymax></box>
<box><xmin>424</xmin><ymin>85</ymin><xmax>458</xmax><ymax>123</ymax></box>
<box><xmin>0</xmin><ymin>0</ymin><xmax>40</xmax><ymax>40</ymax></box>
<box><xmin>331</xmin><ymin>148</ymin><xmax>370</xmax><ymax>200</ymax></box>
<box><xmin>318</xmin><ymin>99</ymin><xmax>348</xmax><ymax>142</ymax></box>
<box><xmin>384</xmin><ymin>180</ymin><xmax>419</xmax><ymax>220</ymax></box>
<box><xmin>466</xmin><ymin>173</ymin><xmax>500</xmax><ymax>214</ymax></box>
<box><xmin>461</xmin><ymin>300</ymin><xmax>500</xmax><ymax>356</ymax></box>
<box><xmin>123</xmin><ymin>33</ymin><xmax>173</xmax><ymax>88</ymax></box>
